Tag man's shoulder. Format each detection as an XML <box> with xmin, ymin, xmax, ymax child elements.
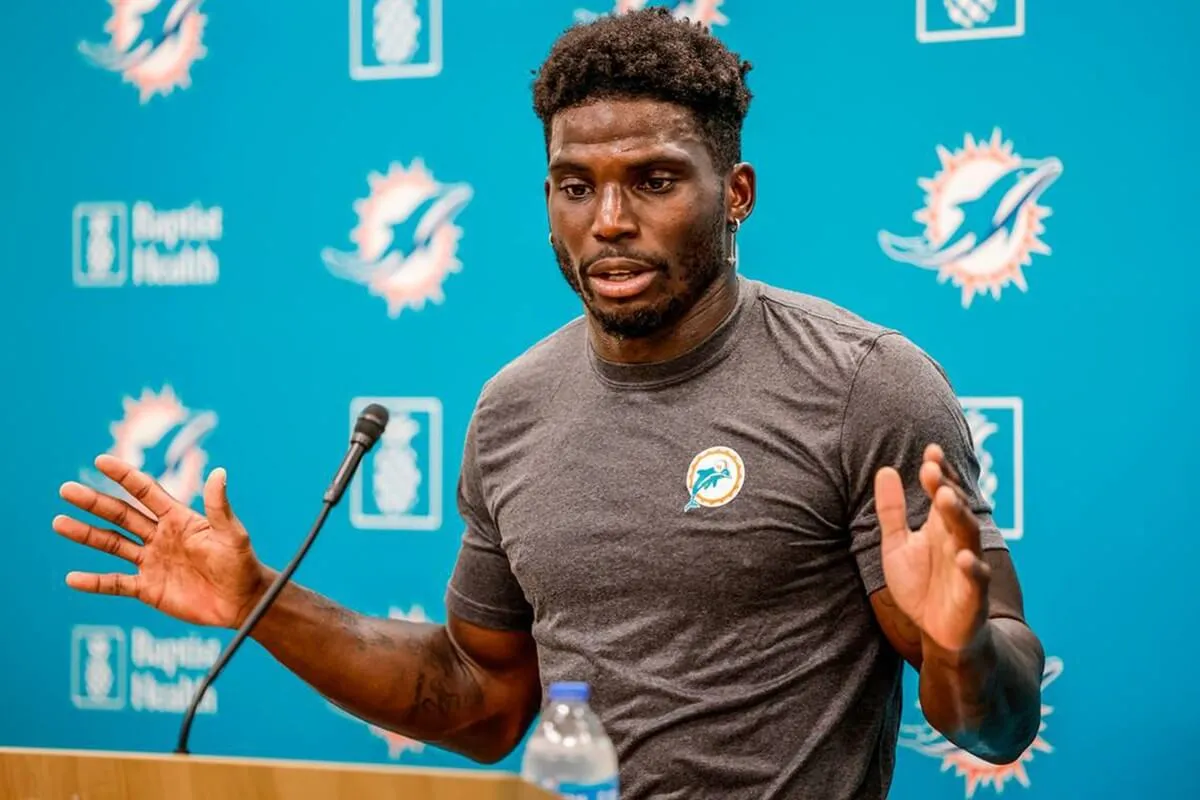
<box><xmin>748</xmin><ymin>278</ymin><xmax>909</xmax><ymax>368</ymax></box>
<box><xmin>745</xmin><ymin>278</ymin><xmax>952</xmax><ymax>396</ymax></box>
<box><xmin>753</xmin><ymin>279</ymin><xmax>892</xmax><ymax>340</ymax></box>
<box><xmin>477</xmin><ymin>314</ymin><xmax>587</xmax><ymax>410</ymax></box>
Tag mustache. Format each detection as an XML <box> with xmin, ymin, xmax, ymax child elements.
<box><xmin>577</xmin><ymin>248</ymin><xmax>671</xmax><ymax>273</ymax></box>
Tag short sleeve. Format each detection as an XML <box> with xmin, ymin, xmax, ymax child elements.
<box><xmin>842</xmin><ymin>333</ymin><xmax>1008</xmax><ymax>595</ymax></box>
<box><xmin>445</xmin><ymin>400</ymin><xmax>534</xmax><ymax>631</ymax></box>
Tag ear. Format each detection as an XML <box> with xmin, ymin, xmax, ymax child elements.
<box><xmin>726</xmin><ymin>162</ymin><xmax>756</xmax><ymax>225</ymax></box>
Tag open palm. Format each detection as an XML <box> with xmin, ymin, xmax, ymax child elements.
<box><xmin>874</xmin><ymin>445</ymin><xmax>991</xmax><ymax>652</ymax></box>
<box><xmin>53</xmin><ymin>454</ymin><xmax>266</xmax><ymax>630</ymax></box>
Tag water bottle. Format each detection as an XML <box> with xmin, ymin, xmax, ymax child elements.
<box><xmin>521</xmin><ymin>681</ymin><xmax>620</xmax><ymax>800</ymax></box>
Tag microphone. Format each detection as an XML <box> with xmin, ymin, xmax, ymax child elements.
<box><xmin>174</xmin><ymin>403</ymin><xmax>390</xmax><ymax>755</ymax></box>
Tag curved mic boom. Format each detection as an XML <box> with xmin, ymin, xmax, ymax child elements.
<box><xmin>174</xmin><ymin>403</ymin><xmax>390</xmax><ymax>755</ymax></box>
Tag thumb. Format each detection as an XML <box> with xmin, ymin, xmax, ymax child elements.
<box><xmin>874</xmin><ymin>466</ymin><xmax>910</xmax><ymax>558</ymax></box>
<box><xmin>203</xmin><ymin>467</ymin><xmax>238</xmax><ymax>531</ymax></box>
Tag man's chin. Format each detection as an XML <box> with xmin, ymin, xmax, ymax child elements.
<box><xmin>588</xmin><ymin>297</ymin><xmax>684</xmax><ymax>340</ymax></box>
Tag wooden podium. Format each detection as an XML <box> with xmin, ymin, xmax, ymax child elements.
<box><xmin>0</xmin><ymin>747</ymin><xmax>557</xmax><ymax>800</ymax></box>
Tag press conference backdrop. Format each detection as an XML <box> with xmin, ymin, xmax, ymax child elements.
<box><xmin>1</xmin><ymin>1</ymin><xmax>1196</xmax><ymax>798</ymax></box>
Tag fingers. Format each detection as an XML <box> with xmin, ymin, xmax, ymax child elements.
<box><xmin>94</xmin><ymin>454</ymin><xmax>177</xmax><ymax>519</ymax></box>
<box><xmin>53</xmin><ymin>515</ymin><xmax>143</xmax><ymax>564</ymax></box>
<box><xmin>59</xmin><ymin>480</ymin><xmax>158</xmax><ymax>542</ymax></box>
<box><xmin>935</xmin><ymin>484</ymin><xmax>983</xmax><ymax>555</ymax></box>
<box><xmin>955</xmin><ymin>548</ymin><xmax>992</xmax><ymax>586</ymax></box>
<box><xmin>873</xmin><ymin>467</ymin><xmax>910</xmax><ymax>557</ymax></box>
<box><xmin>920</xmin><ymin>444</ymin><xmax>972</xmax><ymax>504</ymax></box>
<box><xmin>65</xmin><ymin>571</ymin><xmax>141</xmax><ymax>598</ymax></box>
<box><xmin>202</xmin><ymin>468</ymin><xmax>240</xmax><ymax>532</ymax></box>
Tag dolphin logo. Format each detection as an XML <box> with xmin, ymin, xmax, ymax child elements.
<box><xmin>78</xmin><ymin>0</ymin><xmax>209</xmax><ymax>102</ymax></box>
<box><xmin>878</xmin><ymin>129</ymin><xmax>1063</xmax><ymax>308</ymax></box>
<box><xmin>684</xmin><ymin>460</ymin><xmax>732</xmax><ymax>511</ymax></box>
<box><xmin>879</xmin><ymin>157</ymin><xmax>1062</xmax><ymax>269</ymax></box>
<box><xmin>79</xmin><ymin>386</ymin><xmax>218</xmax><ymax>510</ymax></box>
<box><xmin>683</xmin><ymin>447</ymin><xmax>745</xmax><ymax>511</ymax></box>
<box><xmin>321</xmin><ymin>160</ymin><xmax>474</xmax><ymax>318</ymax></box>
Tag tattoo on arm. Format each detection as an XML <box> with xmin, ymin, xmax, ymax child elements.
<box><xmin>248</xmin><ymin>580</ymin><xmax>501</xmax><ymax>758</ymax></box>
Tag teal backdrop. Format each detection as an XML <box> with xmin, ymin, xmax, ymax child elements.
<box><xmin>2</xmin><ymin>1</ymin><xmax>1197</xmax><ymax>798</ymax></box>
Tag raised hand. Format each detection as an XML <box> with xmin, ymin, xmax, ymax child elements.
<box><xmin>874</xmin><ymin>443</ymin><xmax>991</xmax><ymax>653</ymax></box>
<box><xmin>53</xmin><ymin>454</ymin><xmax>267</xmax><ymax>629</ymax></box>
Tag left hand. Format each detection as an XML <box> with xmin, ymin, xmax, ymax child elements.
<box><xmin>875</xmin><ymin>443</ymin><xmax>991</xmax><ymax>653</ymax></box>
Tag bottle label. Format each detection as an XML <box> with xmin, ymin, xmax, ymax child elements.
<box><xmin>555</xmin><ymin>778</ymin><xmax>619</xmax><ymax>800</ymax></box>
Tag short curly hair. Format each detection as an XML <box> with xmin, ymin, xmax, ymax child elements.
<box><xmin>532</xmin><ymin>8</ymin><xmax>753</xmax><ymax>174</ymax></box>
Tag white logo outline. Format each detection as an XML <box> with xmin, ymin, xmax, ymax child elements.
<box><xmin>349</xmin><ymin>0</ymin><xmax>443</xmax><ymax>80</ymax></box>
<box><xmin>917</xmin><ymin>0</ymin><xmax>1025</xmax><ymax>43</ymax></box>
<box><xmin>73</xmin><ymin>202</ymin><xmax>129</xmax><ymax>288</ymax></box>
<box><xmin>349</xmin><ymin>396</ymin><xmax>443</xmax><ymax>530</ymax></box>
<box><xmin>71</xmin><ymin>625</ymin><xmax>128</xmax><ymax>711</ymax></box>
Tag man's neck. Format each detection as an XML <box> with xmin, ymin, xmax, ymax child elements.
<box><xmin>588</xmin><ymin>271</ymin><xmax>740</xmax><ymax>365</ymax></box>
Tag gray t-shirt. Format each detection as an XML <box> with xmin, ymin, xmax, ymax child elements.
<box><xmin>446</xmin><ymin>276</ymin><xmax>1006</xmax><ymax>799</ymax></box>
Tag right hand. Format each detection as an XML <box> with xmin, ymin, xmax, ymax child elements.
<box><xmin>53</xmin><ymin>454</ymin><xmax>268</xmax><ymax>629</ymax></box>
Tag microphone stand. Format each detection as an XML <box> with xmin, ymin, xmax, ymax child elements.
<box><xmin>174</xmin><ymin>405</ymin><xmax>388</xmax><ymax>755</ymax></box>
<box><xmin>174</xmin><ymin>500</ymin><xmax>335</xmax><ymax>754</ymax></box>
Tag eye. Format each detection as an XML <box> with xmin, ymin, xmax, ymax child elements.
<box><xmin>639</xmin><ymin>176</ymin><xmax>676</xmax><ymax>193</ymax></box>
<box><xmin>559</xmin><ymin>180</ymin><xmax>592</xmax><ymax>199</ymax></box>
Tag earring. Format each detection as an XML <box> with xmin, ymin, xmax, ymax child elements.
<box><xmin>727</xmin><ymin>219</ymin><xmax>740</xmax><ymax>267</ymax></box>
<box><xmin>548</xmin><ymin>232</ymin><xmax>554</xmax><ymax>246</ymax></box>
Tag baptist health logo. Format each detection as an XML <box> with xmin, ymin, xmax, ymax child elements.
<box><xmin>878</xmin><ymin>130</ymin><xmax>1062</xmax><ymax>308</ymax></box>
<box><xmin>900</xmin><ymin>656</ymin><xmax>1063</xmax><ymax>797</ymax></box>
<box><xmin>73</xmin><ymin>201</ymin><xmax>223</xmax><ymax>288</ymax></box>
<box><xmin>322</xmin><ymin>160</ymin><xmax>472</xmax><ymax>317</ymax></box>
<box><xmin>79</xmin><ymin>386</ymin><xmax>217</xmax><ymax>512</ymax></box>
<box><xmin>959</xmin><ymin>396</ymin><xmax>1023</xmax><ymax>540</ymax></box>
<box><xmin>78</xmin><ymin>0</ymin><xmax>208</xmax><ymax>102</ymax></box>
<box><xmin>71</xmin><ymin>625</ymin><xmax>222</xmax><ymax>714</ymax></box>
<box><xmin>575</xmin><ymin>1</ymin><xmax>729</xmax><ymax>28</ymax></box>
<box><xmin>917</xmin><ymin>0</ymin><xmax>1024</xmax><ymax>43</ymax></box>
<box><xmin>350</xmin><ymin>0</ymin><xmax>442</xmax><ymax>80</ymax></box>
<box><xmin>349</xmin><ymin>397</ymin><xmax>442</xmax><ymax>530</ymax></box>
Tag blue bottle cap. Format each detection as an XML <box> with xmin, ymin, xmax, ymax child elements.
<box><xmin>548</xmin><ymin>681</ymin><xmax>590</xmax><ymax>702</ymax></box>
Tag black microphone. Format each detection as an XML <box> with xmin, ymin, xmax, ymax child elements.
<box><xmin>174</xmin><ymin>403</ymin><xmax>390</xmax><ymax>755</ymax></box>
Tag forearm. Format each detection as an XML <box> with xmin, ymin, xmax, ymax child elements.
<box><xmin>918</xmin><ymin>617</ymin><xmax>1045</xmax><ymax>764</ymax></box>
<box><xmin>246</xmin><ymin>570</ymin><xmax>512</xmax><ymax>762</ymax></box>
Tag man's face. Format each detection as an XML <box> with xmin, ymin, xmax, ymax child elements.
<box><xmin>545</xmin><ymin>98</ymin><xmax>729</xmax><ymax>339</ymax></box>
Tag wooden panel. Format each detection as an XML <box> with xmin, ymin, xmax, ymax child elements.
<box><xmin>0</xmin><ymin>747</ymin><xmax>555</xmax><ymax>800</ymax></box>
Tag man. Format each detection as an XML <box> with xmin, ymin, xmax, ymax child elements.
<box><xmin>52</xmin><ymin>9</ymin><xmax>1045</xmax><ymax>799</ymax></box>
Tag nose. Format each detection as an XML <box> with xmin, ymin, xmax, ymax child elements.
<box><xmin>590</xmin><ymin>183</ymin><xmax>638</xmax><ymax>243</ymax></box>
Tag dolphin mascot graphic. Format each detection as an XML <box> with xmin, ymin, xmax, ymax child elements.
<box><xmin>684</xmin><ymin>459</ymin><xmax>732</xmax><ymax>511</ymax></box>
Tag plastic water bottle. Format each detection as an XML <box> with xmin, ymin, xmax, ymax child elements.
<box><xmin>521</xmin><ymin>681</ymin><xmax>620</xmax><ymax>799</ymax></box>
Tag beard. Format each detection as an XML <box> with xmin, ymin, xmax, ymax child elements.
<box><xmin>552</xmin><ymin>204</ymin><xmax>728</xmax><ymax>339</ymax></box>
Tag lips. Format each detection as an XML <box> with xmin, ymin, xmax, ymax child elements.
<box><xmin>586</xmin><ymin>257</ymin><xmax>659</xmax><ymax>300</ymax></box>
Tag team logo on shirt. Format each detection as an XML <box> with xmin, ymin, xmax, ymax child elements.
<box><xmin>683</xmin><ymin>446</ymin><xmax>745</xmax><ymax>511</ymax></box>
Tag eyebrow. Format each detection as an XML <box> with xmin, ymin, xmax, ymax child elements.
<box><xmin>548</xmin><ymin>152</ymin><xmax>695</xmax><ymax>174</ymax></box>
